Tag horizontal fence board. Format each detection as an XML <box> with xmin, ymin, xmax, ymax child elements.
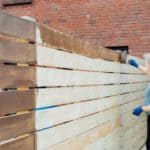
<box><xmin>0</xmin><ymin>134</ymin><xmax>35</xmax><ymax>150</ymax></box>
<box><xmin>36</xmin><ymin>82</ymin><xmax>147</xmax><ymax>107</ymax></box>
<box><xmin>36</xmin><ymin>107</ymin><xmax>120</xmax><ymax>149</ymax></box>
<box><xmin>124</xmin><ymin>122</ymin><xmax>146</xmax><ymax>150</ymax></box>
<box><xmin>37</xmin><ymin>25</ymin><xmax>121</xmax><ymax>62</ymax></box>
<box><xmin>36</xmin><ymin>90</ymin><xmax>144</xmax><ymax>130</ymax></box>
<box><xmin>120</xmin><ymin>98</ymin><xmax>143</xmax><ymax>114</ymax></box>
<box><xmin>0</xmin><ymin>65</ymin><xmax>36</xmax><ymax>88</ymax></box>
<box><xmin>37</xmin><ymin>45</ymin><xmax>142</xmax><ymax>74</ymax></box>
<box><xmin>0</xmin><ymin>90</ymin><xmax>35</xmax><ymax>116</ymax></box>
<box><xmin>84</xmin><ymin>128</ymin><xmax>121</xmax><ymax>150</ymax></box>
<box><xmin>46</xmin><ymin>120</ymin><xmax>120</xmax><ymax>150</ymax></box>
<box><xmin>37</xmin><ymin>68</ymin><xmax>150</xmax><ymax>86</ymax></box>
<box><xmin>0</xmin><ymin>39</ymin><xmax>36</xmax><ymax>64</ymax></box>
<box><xmin>0</xmin><ymin>12</ymin><xmax>35</xmax><ymax>42</ymax></box>
<box><xmin>0</xmin><ymin>112</ymin><xmax>34</xmax><ymax>141</ymax></box>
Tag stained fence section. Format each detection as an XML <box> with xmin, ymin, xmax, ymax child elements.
<box><xmin>0</xmin><ymin>12</ymin><xmax>36</xmax><ymax>150</ymax></box>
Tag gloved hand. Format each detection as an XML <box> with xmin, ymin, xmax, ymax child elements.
<box><xmin>133</xmin><ymin>106</ymin><xmax>143</xmax><ymax>116</ymax></box>
<box><xmin>128</xmin><ymin>59</ymin><xmax>139</xmax><ymax>68</ymax></box>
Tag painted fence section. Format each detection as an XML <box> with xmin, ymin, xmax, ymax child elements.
<box><xmin>35</xmin><ymin>46</ymin><xmax>148</xmax><ymax>150</ymax></box>
<box><xmin>0</xmin><ymin>12</ymin><xmax>148</xmax><ymax>150</ymax></box>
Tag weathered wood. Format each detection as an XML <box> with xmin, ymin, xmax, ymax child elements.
<box><xmin>36</xmin><ymin>107</ymin><xmax>120</xmax><ymax>149</ymax></box>
<box><xmin>0</xmin><ymin>39</ymin><xmax>36</xmax><ymax>64</ymax></box>
<box><xmin>45</xmin><ymin>120</ymin><xmax>120</xmax><ymax>150</ymax></box>
<box><xmin>0</xmin><ymin>65</ymin><xmax>36</xmax><ymax>88</ymax></box>
<box><xmin>37</xmin><ymin>25</ymin><xmax>122</xmax><ymax>62</ymax></box>
<box><xmin>0</xmin><ymin>134</ymin><xmax>35</xmax><ymax>150</ymax></box>
<box><xmin>83</xmin><ymin>128</ymin><xmax>121</xmax><ymax>150</ymax></box>
<box><xmin>36</xmin><ymin>83</ymin><xmax>147</xmax><ymax>108</ymax></box>
<box><xmin>0</xmin><ymin>90</ymin><xmax>35</xmax><ymax>116</ymax></box>
<box><xmin>0</xmin><ymin>112</ymin><xmax>34</xmax><ymax>141</ymax></box>
<box><xmin>0</xmin><ymin>12</ymin><xmax>35</xmax><ymax>42</ymax></box>
<box><xmin>36</xmin><ymin>90</ymin><xmax>144</xmax><ymax>130</ymax></box>
<box><xmin>37</xmin><ymin>67</ymin><xmax>150</xmax><ymax>87</ymax></box>
<box><xmin>37</xmin><ymin>45</ymin><xmax>143</xmax><ymax>74</ymax></box>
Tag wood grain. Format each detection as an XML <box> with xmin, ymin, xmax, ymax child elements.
<box><xmin>0</xmin><ymin>65</ymin><xmax>36</xmax><ymax>88</ymax></box>
<box><xmin>36</xmin><ymin>90</ymin><xmax>144</xmax><ymax>130</ymax></box>
<box><xmin>37</xmin><ymin>67</ymin><xmax>150</xmax><ymax>87</ymax></box>
<box><xmin>37</xmin><ymin>25</ymin><xmax>121</xmax><ymax>62</ymax></box>
<box><xmin>46</xmin><ymin>119</ymin><xmax>120</xmax><ymax>150</ymax></box>
<box><xmin>0</xmin><ymin>90</ymin><xmax>35</xmax><ymax>116</ymax></box>
<box><xmin>36</xmin><ymin>107</ymin><xmax>120</xmax><ymax>149</ymax></box>
<box><xmin>0</xmin><ymin>12</ymin><xmax>35</xmax><ymax>42</ymax></box>
<box><xmin>0</xmin><ymin>134</ymin><xmax>35</xmax><ymax>150</ymax></box>
<box><xmin>0</xmin><ymin>112</ymin><xmax>34</xmax><ymax>141</ymax></box>
<box><xmin>37</xmin><ymin>45</ymin><xmax>143</xmax><ymax>74</ymax></box>
<box><xmin>0</xmin><ymin>39</ymin><xmax>36</xmax><ymax>64</ymax></box>
<box><xmin>36</xmin><ymin>83</ymin><xmax>147</xmax><ymax>108</ymax></box>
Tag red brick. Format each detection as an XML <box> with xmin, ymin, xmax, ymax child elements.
<box><xmin>0</xmin><ymin>0</ymin><xmax>150</xmax><ymax>58</ymax></box>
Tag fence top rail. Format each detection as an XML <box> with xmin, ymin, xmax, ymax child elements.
<box><xmin>0</xmin><ymin>11</ymin><xmax>123</xmax><ymax>62</ymax></box>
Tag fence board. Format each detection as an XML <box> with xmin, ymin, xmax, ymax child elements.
<box><xmin>0</xmin><ymin>12</ymin><xmax>35</xmax><ymax>42</ymax></box>
<box><xmin>36</xmin><ymin>90</ymin><xmax>144</xmax><ymax>130</ymax></box>
<box><xmin>37</xmin><ymin>67</ymin><xmax>149</xmax><ymax>86</ymax></box>
<box><xmin>37</xmin><ymin>25</ymin><xmax>121</xmax><ymax>62</ymax></box>
<box><xmin>0</xmin><ymin>134</ymin><xmax>35</xmax><ymax>150</ymax></box>
<box><xmin>0</xmin><ymin>112</ymin><xmax>34</xmax><ymax>141</ymax></box>
<box><xmin>0</xmin><ymin>39</ymin><xmax>36</xmax><ymax>64</ymax></box>
<box><xmin>36</xmin><ymin>83</ymin><xmax>147</xmax><ymax>107</ymax></box>
<box><xmin>0</xmin><ymin>65</ymin><xmax>36</xmax><ymax>88</ymax></box>
<box><xmin>83</xmin><ymin>128</ymin><xmax>121</xmax><ymax>150</ymax></box>
<box><xmin>37</xmin><ymin>45</ymin><xmax>142</xmax><ymax>74</ymax></box>
<box><xmin>0</xmin><ymin>90</ymin><xmax>35</xmax><ymax>116</ymax></box>
<box><xmin>36</xmin><ymin>107</ymin><xmax>120</xmax><ymax>149</ymax></box>
<box><xmin>45</xmin><ymin>120</ymin><xmax>120</xmax><ymax>150</ymax></box>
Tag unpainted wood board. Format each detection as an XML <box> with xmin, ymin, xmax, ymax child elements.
<box><xmin>37</xmin><ymin>25</ymin><xmax>121</xmax><ymax>62</ymax></box>
<box><xmin>36</xmin><ymin>90</ymin><xmax>144</xmax><ymax>130</ymax></box>
<box><xmin>36</xmin><ymin>67</ymin><xmax>150</xmax><ymax>87</ymax></box>
<box><xmin>0</xmin><ymin>65</ymin><xmax>36</xmax><ymax>88</ymax></box>
<box><xmin>0</xmin><ymin>12</ymin><xmax>35</xmax><ymax>42</ymax></box>
<box><xmin>36</xmin><ymin>83</ymin><xmax>147</xmax><ymax>108</ymax></box>
<box><xmin>0</xmin><ymin>134</ymin><xmax>35</xmax><ymax>150</ymax></box>
<box><xmin>124</xmin><ymin>121</ymin><xmax>146</xmax><ymax>150</ymax></box>
<box><xmin>0</xmin><ymin>112</ymin><xmax>34</xmax><ymax>141</ymax></box>
<box><xmin>121</xmin><ymin>111</ymin><xmax>146</xmax><ymax>132</ymax></box>
<box><xmin>83</xmin><ymin>128</ymin><xmax>121</xmax><ymax>150</ymax></box>
<box><xmin>120</xmin><ymin>98</ymin><xmax>143</xmax><ymax>115</ymax></box>
<box><xmin>0</xmin><ymin>39</ymin><xmax>36</xmax><ymax>64</ymax></box>
<box><xmin>37</xmin><ymin>45</ymin><xmax>142</xmax><ymax>74</ymax></box>
<box><xmin>36</xmin><ymin>107</ymin><xmax>120</xmax><ymax>149</ymax></box>
<box><xmin>46</xmin><ymin>119</ymin><xmax>121</xmax><ymax>150</ymax></box>
<box><xmin>0</xmin><ymin>90</ymin><xmax>35</xmax><ymax>116</ymax></box>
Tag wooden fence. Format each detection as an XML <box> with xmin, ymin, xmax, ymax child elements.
<box><xmin>0</xmin><ymin>12</ymin><xmax>148</xmax><ymax>150</ymax></box>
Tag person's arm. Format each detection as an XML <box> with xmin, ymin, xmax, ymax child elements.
<box><xmin>128</xmin><ymin>59</ymin><xmax>148</xmax><ymax>74</ymax></box>
<box><xmin>142</xmin><ymin>105</ymin><xmax>150</xmax><ymax>112</ymax></box>
<box><xmin>139</xmin><ymin>65</ymin><xmax>148</xmax><ymax>74</ymax></box>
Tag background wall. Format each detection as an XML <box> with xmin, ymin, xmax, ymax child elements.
<box><xmin>0</xmin><ymin>0</ymin><xmax>150</xmax><ymax>58</ymax></box>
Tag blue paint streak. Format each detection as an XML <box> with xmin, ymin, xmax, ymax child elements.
<box><xmin>37</xmin><ymin>126</ymin><xmax>52</xmax><ymax>132</ymax></box>
<box><xmin>35</xmin><ymin>105</ymin><xmax>57</xmax><ymax>111</ymax></box>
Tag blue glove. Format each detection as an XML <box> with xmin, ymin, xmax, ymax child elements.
<box><xmin>133</xmin><ymin>106</ymin><xmax>143</xmax><ymax>116</ymax></box>
<box><xmin>128</xmin><ymin>59</ymin><xmax>139</xmax><ymax>68</ymax></box>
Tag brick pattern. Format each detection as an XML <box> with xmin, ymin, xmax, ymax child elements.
<box><xmin>0</xmin><ymin>0</ymin><xmax>150</xmax><ymax>58</ymax></box>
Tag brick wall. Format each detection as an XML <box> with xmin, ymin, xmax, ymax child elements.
<box><xmin>0</xmin><ymin>0</ymin><xmax>150</xmax><ymax>58</ymax></box>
